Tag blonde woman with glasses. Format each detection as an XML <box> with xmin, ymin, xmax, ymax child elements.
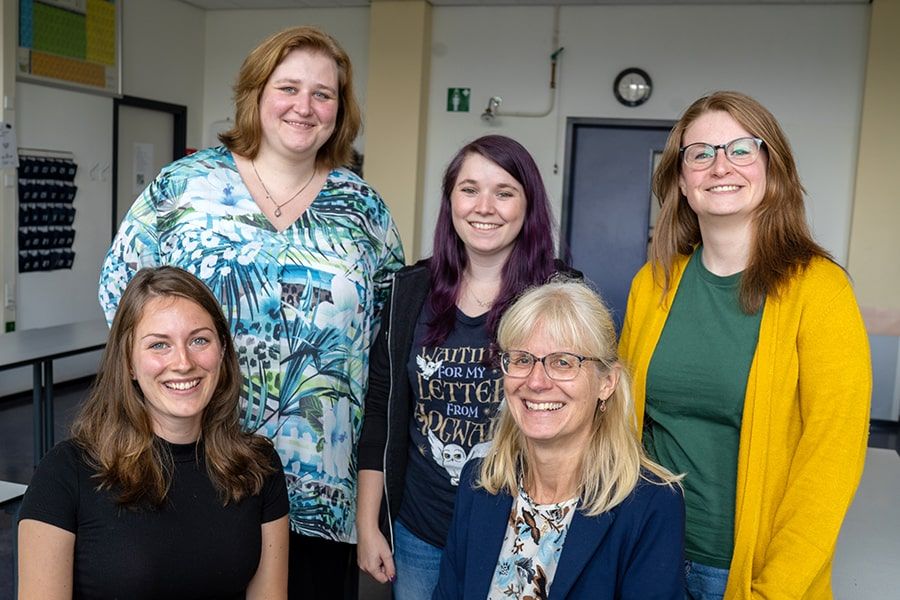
<box><xmin>620</xmin><ymin>91</ymin><xmax>871</xmax><ymax>599</ymax></box>
<box><xmin>433</xmin><ymin>280</ymin><xmax>684</xmax><ymax>599</ymax></box>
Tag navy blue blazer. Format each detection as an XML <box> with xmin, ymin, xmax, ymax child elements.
<box><xmin>433</xmin><ymin>461</ymin><xmax>685</xmax><ymax>599</ymax></box>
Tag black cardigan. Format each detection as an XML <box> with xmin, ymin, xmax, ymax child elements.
<box><xmin>358</xmin><ymin>260</ymin><xmax>431</xmax><ymax>544</ymax></box>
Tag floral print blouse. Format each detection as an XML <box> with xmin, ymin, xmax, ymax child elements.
<box><xmin>487</xmin><ymin>486</ymin><xmax>579</xmax><ymax>599</ymax></box>
<box><xmin>99</xmin><ymin>146</ymin><xmax>404</xmax><ymax>543</ymax></box>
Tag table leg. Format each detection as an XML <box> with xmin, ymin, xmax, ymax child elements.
<box><xmin>7</xmin><ymin>499</ymin><xmax>21</xmax><ymax>600</ymax></box>
<box><xmin>42</xmin><ymin>360</ymin><xmax>54</xmax><ymax>456</ymax></box>
<box><xmin>32</xmin><ymin>365</ymin><xmax>42</xmax><ymax>469</ymax></box>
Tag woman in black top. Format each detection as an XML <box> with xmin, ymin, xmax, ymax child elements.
<box><xmin>356</xmin><ymin>135</ymin><xmax>566</xmax><ymax>598</ymax></box>
<box><xmin>18</xmin><ymin>266</ymin><xmax>289</xmax><ymax>599</ymax></box>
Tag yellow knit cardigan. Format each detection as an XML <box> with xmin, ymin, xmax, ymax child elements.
<box><xmin>620</xmin><ymin>254</ymin><xmax>871</xmax><ymax>599</ymax></box>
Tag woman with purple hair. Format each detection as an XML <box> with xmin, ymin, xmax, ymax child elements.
<box><xmin>356</xmin><ymin>135</ymin><xmax>572</xmax><ymax>598</ymax></box>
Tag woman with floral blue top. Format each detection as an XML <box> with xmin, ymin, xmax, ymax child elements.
<box><xmin>99</xmin><ymin>26</ymin><xmax>404</xmax><ymax>599</ymax></box>
<box><xmin>434</xmin><ymin>280</ymin><xmax>684</xmax><ymax>600</ymax></box>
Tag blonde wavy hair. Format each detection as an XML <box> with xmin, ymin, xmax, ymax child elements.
<box><xmin>479</xmin><ymin>279</ymin><xmax>680</xmax><ymax>516</ymax></box>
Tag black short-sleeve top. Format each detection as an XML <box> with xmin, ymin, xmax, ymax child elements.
<box><xmin>18</xmin><ymin>438</ymin><xmax>288</xmax><ymax>600</ymax></box>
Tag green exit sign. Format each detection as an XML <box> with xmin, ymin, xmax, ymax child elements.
<box><xmin>447</xmin><ymin>88</ymin><xmax>470</xmax><ymax>112</ymax></box>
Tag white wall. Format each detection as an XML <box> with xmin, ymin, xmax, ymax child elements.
<box><xmin>421</xmin><ymin>4</ymin><xmax>869</xmax><ymax>262</ymax></box>
<box><xmin>201</xmin><ymin>8</ymin><xmax>369</xmax><ymax>150</ymax></box>
<box><xmin>1</xmin><ymin>0</ymin><xmax>206</xmax><ymax>396</ymax></box>
<box><xmin>4</xmin><ymin>83</ymin><xmax>111</xmax><ymax>395</ymax></box>
<box><xmin>15</xmin><ymin>83</ymin><xmax>111</xmax><ymax>331</ymax></box>
<box><xmin>122</xmin><ymin>0</ymin><xmax>207</xmax><ymax>148</ymax></box>
<box><xmin>2</xmin><ymin>2</ymin><xmax>872</xmax><ymax>397</ymax></box>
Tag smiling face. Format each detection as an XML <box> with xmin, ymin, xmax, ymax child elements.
<box><xmin>131</xmin><ymin>296</ymin><xmax>223</xmax><ymax>443</ymax></box>
<box><xmin>258</xmin><ymin>48</ymin><xmax>339</xmax><ymax>162</ymax></box>
<box><xmin>504</xmin><ymin>325</ymin><xmax>617</xmax><ymax>454</ymax></box>
<box><xmin>450</xmin><ymin>153</ymin><xmax>527</xmax><ymax>263</ymax></box>
<box><xmin>678</xmin><ymin>110</ymin><xmax>768</xmax><ymax>228</ymax></box>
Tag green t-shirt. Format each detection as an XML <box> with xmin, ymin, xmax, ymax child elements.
<box><xmin>644</xmin><ymin>248</ymin><xmax>762</xmax><ymax>568</ymax></box>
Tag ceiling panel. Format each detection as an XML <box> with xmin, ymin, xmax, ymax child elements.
<box><xmin>177</xmin><ymin>0</ymin><xmax>869</xmax><ymax>11</ymax></box>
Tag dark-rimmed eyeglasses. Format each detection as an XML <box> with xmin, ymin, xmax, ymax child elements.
<box><xmin>680</xmin><ymin>137</ymin><xmax>765</xmax><ymax>170</ymax></box>
<box><xmin>499</xmin><ymin>350</ymin><xmax>603</xmax><ymax>382</ymax></box>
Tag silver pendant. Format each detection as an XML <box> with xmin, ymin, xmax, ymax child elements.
<box><xmin>274</xmin><ymin>207</ymin><xmax>282</xmax><ymax>217</ymax></box>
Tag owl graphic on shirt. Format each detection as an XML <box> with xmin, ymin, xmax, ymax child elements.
<box><xmin>416</xmin><ymin>355</ymin><xmax>443</xmax><ymax>379</ymax></box>
<box><xmin>427</xmin><ymin>428</ymin><xmax>491</xmax><ymax>485</ymax></box>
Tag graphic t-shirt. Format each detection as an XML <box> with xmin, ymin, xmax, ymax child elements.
<box><xmin>396</xmin><ymin>305</ymin><xmax>503</xmax><ymax>547</ymax></box>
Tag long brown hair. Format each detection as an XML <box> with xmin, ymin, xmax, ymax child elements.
<box><xmin>72</xmin><ymin>266</ymin><xmax>275</xmax><ymax>507</ymax></box>
<box><xmin>219</xmin><ymin>25</ymin><xmax>361</xmax><ymax>169</ymax></box>
<box><xmin>650</xmin><ymin>91</ymin><xmax>832</xmax><ymax>313</ymax></box>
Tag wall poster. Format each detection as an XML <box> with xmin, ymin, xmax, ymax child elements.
<box><xmin>17</xmin><ymin>0</ymin><xmax>122</xmax><ymax>97</ymax></box>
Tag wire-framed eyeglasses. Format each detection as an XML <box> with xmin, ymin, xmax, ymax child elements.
<box><xmin>499</xmin><ymin>350</ymin><xmax>604</xmax><ymax>382</ymax></box>
<box><xmin>680</xmin><ymin>136</ymin><xmax>765</xmax><ymax>170</ymax></box>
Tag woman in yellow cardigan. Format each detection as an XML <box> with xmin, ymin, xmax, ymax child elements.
<box><xmin>619</xmin><ymin>91</ymin><xmax>871</xmax><ymax>600</ymax></box>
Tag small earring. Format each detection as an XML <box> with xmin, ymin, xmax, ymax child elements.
<box><xmin>598</xmin><ymin>398</ymin><xmax>607</xmax><ymax>413</ymax></box>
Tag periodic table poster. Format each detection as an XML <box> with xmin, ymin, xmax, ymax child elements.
<box><xmin>17</xmin><ymin>0</ymin><xmax>121</xmax><ymax>96</ymax></box>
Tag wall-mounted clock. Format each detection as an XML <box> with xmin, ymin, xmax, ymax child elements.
<box><xmin>613</xmin><ymin>68</ymin><xmax>652</xmax><ymax>107</ymax></box>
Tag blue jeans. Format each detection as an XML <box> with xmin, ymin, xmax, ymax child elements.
<box><xmin>392</xmin><ymin>520</ymin><xmax>443</xmax><ymax>600</ymax></box>
<box><xmin>684</xmin><ymin>560</ymin><xmax>729</xmax><ymax>600</ymax></box>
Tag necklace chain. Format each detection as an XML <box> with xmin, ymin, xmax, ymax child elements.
<box><xmin>251</xmin><ymin>160</ymin><xmax>316</xmax><ymax>218</ymax></box>
<box><xmin>466</xmin><ymin>280</ymin><xmax>495</xmax><ymax>308</ymax></box>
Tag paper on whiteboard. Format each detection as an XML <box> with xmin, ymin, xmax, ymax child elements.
<box><xmin>0</xmin><ymin>123</ymin><xmax>19</xmax><ymax>169</ymax></box>
<box><xmin>133</xmin><ymin>142</ymin><xmax>154</xmax><ymax>194</ymax></box>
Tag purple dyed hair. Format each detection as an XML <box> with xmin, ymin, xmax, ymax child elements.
<box><xmin>426</xmin><ymin>135</ymin><xmax>558</xmax><ymax>346</ymax></box>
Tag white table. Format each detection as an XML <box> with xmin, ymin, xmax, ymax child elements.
<box><xmin>833</xmin><ymin>447</ymin><xmax>900</xmax><ymax>599</ymax></box>
<box><xmin>0</xmin><ymin>319</ymin><xmax>108</xmax><ymax>466</ymax></box>
<box><xmin>0</xmin><ymin>480</ymin><xmax>27</xmax><ymax>508</ymax></box>
<box><xmin>2</xmin><ymin>480</ymin><xmax>27</xmax><ymax>600</ymax></box>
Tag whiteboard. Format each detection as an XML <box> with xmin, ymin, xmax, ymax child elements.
<box><xmin>15</xmin><ymin>81</ymin><xmax>111</xmax><ymax>330</ymax></box>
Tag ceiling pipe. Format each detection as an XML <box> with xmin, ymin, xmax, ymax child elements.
<box><xmin>484</xmin><ymin>6</ymin><xmax>563</xmax><ymax>121</ymax></box>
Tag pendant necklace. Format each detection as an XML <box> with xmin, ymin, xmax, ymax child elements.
<box><xmin>251</xmin><ymin>160</ymin><xmax>316</xmax><ymax>218</ymax></box>
<box><xmin>466</xmin><ymin>280</ymin><xmax>495</xmax><ymax>308</ymax></box>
